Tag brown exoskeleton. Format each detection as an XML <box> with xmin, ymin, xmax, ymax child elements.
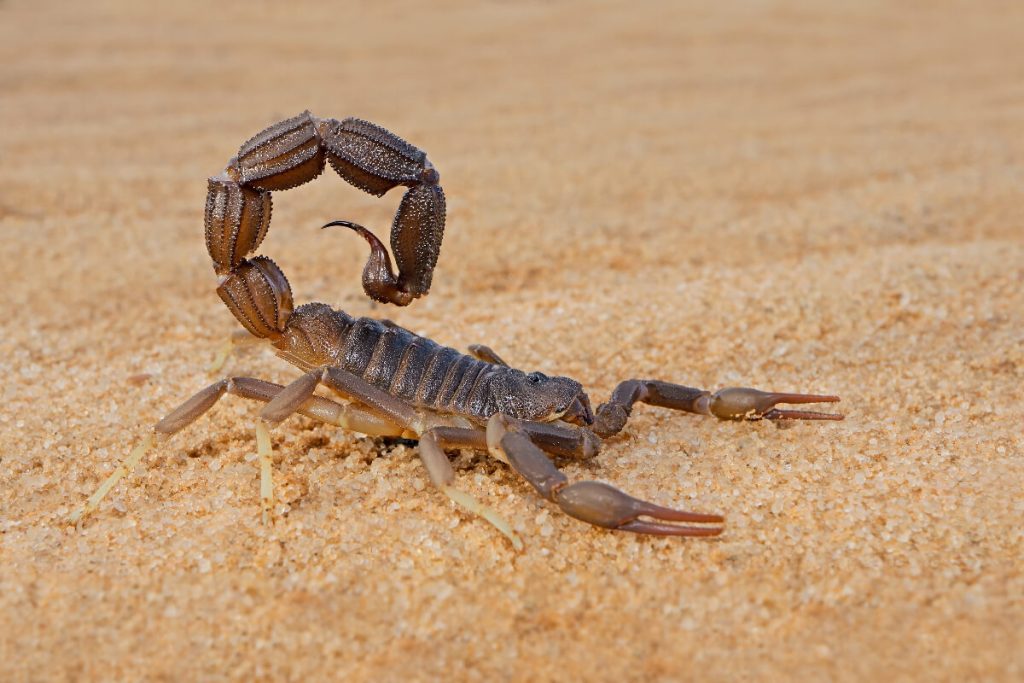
<box><xmin>71</xmin><ymin>112</ymin><xmax>842</xmax><ymax>547</ymax></box>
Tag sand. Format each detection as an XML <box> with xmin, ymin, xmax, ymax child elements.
<box><xmin>1</xmin><ymin>1</ymin><xmax>1021</xmax><ymax>680</ymax></box>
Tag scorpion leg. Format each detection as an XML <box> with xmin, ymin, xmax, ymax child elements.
<box><xmin>69</xmin><ymin>377</ymin><xmax>402</xmax><ymax>525</ymax></box>
<box><xmin>207</xmin><ymin>329</ymin><xmax>261</xmax><ymax>374</ymax></box>
<box><xmin>320</xmin><ymin>365</ymin><xmax>524</xmax><ymax>542</ymax></box>
<box><xmin>419</xmin><ymin>427</ymin><xmax>523</xmax><ymax>550</ymax></box>
<box><xmin>253</xmin><ymin>368</ymin><xmax>522</xmax><ymax>546</ymax></box>
<box><xmin>257</xmin><ymin>369</ymin><xmax>415</xmax><ymax>523</ymax></box>
<box><xmin>419</xmin><ymin>424</ymin><xmax>598</xmax><ymax>547</ymax></box>
<box><xmin>487</xmin><ymin>415</ymin><xmax>723</xmax><ymax>537</ymax></box>
<box><xmin>254</xmin><ymin>372</ymin><xmax>326</xmax><ymax>524</ymax></box>
<box><xmin>514</xmin><ymin>421</ymin><xmax>600</xmax><ymax>461</ymax></box>
<box><xmin>593</xmin><ymin>379</ymin><xmax>843</xmax><ymax>438</ymax></box>
<box><xmin>467</xmin><ymin>344</ymin><xmax>509</xmax><ymax>367</ymax></box>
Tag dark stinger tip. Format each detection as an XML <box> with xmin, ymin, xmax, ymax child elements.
<box><xmin>322</xmin><ymin>219</ymin><xmax>388</xmax><ymax>251</ymax></box>
<box><xmin>322</xmin><ymin>219</ymin><xmax>365</xmax><ymax>231</ymax></box>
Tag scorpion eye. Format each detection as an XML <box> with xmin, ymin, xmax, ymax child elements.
<box><xmin>527</xmin><ymin>372</ymin><xmax>547</xmax><ymax>384</ymax></box>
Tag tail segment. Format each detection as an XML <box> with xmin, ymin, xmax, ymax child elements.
<box><xmin>216</xmin><ymin>257</ymin><xmax>293</xmax><ymax>340</ymax></box>
<box><xmin>204</xmin><ymin>111</ymin><xmax>446</xmax><ymax>336</ymax></box>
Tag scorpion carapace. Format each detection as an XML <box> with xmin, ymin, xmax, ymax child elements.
<box><xmin>71</xmin><ymin>112</ymin><xmax>843</xmax><ymax>548</ymax></box>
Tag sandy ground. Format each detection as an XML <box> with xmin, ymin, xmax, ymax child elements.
<box><xmin>1</xmin><ymin>1</ymin><xmax>1022</xmax><ymax>680</ymax></box>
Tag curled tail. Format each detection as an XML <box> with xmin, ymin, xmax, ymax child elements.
<box><xmin>204</xmin><ymin>111</ymin><xmax>446</xmax><ymax>341</ymax></box>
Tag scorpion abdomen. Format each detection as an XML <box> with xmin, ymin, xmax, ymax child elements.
<box><xmin>276</xmin><ymin>303</ymin><xmax>502</xmax><ymax>421</ymax></box>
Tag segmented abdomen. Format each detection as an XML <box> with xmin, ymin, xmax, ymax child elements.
<box><xmin>274</xmin><ymin>303</ymin><xmax>500</xmax><ymax>419</ymax></box>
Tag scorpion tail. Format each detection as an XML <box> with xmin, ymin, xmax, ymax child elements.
<box><xmin>203</xmin><ymin>111</ymin><xmax>446</xmax><ymax>343</ymax></box>
<box><xmin>204</xmin><ymin>112</ymin><xmax>325</xmax><ymax>340</ymax></box>
<box><xmin>215</xmin><ymin>256</ymin><xmax>294</xmax><ymax>340</ymax></box>
<box><xmin>323</xmin><ymin>220</ymin><xmax>416</xmax><ymax>306</ymax></box>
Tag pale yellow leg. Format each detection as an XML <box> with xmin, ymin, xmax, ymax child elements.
<box><xmin>207</xmin><ymin>330</ymin><xmax>260</xmax><ymax>374</ymax></box>
<box><xmin>441</xmin><ymin>485</ymin><xmax>523</xmax><ymax>551</ymax></box>
<box><xmin>255</xmin><ymin>420</ymin><xmax>274</xmax><ymax>525</ymax></box>
<box><xmin>70</xmin><ymin>372</ymin><xmax>409</xmax><ymax>526</ymax></box>
<box><xmin>69</xmin><ymin>432</ymin><xmax>161</xmax><ymax>524</ymax></box>
<box><xmin>419</xmin><ymin>429</ymin><xmax>522</xmax><ymax>550</ymax></box>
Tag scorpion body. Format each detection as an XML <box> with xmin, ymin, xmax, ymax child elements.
<box><xmin>72</xmin><ymin>112</ymin><xmax>843</xmax><ymax>547</ymax></box>
<box><xmin>274</xmin><ymin>305</ymin><xmax>582</xmax><ymax>425</ymax></box>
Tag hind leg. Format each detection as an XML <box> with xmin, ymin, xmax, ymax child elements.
<box><xmin>69</xmin><ymin>377</ymin><xmax>402</xmax><ymax>525</ymax></box>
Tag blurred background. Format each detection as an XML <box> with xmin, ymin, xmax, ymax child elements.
<box><xmin>5</xmin><ymin>0</ymin><xmax>1020</xmax><ymax>315</ymax></box>
<box><xmin>1</xmin><ymin>1</ymin><xmax>1021</xmax><ymax>680</ymax></box>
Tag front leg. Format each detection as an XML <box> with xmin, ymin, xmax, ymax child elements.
<box><xmin>487</xmin><ymin>415</ymin><xmax>723</xmax><ymax>537</ymax></box>
<box><xmin>593</xmin><ymin>379</ymin><xmax>842</xmax><ymax>438</ymax></box>
<box><xmin>418</xmin><ymin>427</ymin><xmax>523</xmax><ymax>550</ymax></box>
<box><xmin>467</xmin><ymin>344</ymin><xmax>509</xmax><ymax>367</ymax></box>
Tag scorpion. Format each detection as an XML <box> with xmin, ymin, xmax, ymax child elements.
<box><xmin>71</xmin><ymin>112</ymin><xmax>843</xmax><ymax>547</ymax></box>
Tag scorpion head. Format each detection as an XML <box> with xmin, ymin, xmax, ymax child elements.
<box><xmin>491</xmin><ymin>370</ymin><xmax>594</xmax><ymax>427</ymax></box>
